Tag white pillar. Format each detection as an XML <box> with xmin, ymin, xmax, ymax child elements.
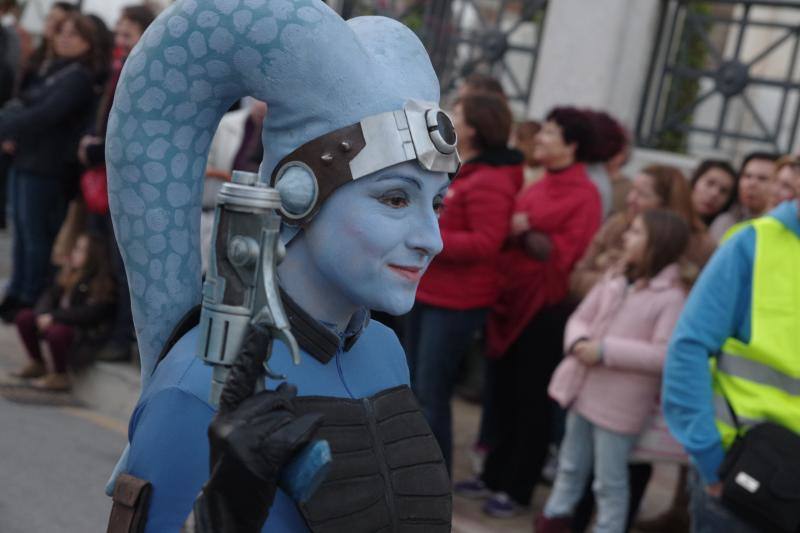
<box><xmin>528</xmin><ymin>0</ymin><xmax>661</xmax><ymax>129</ymax></box>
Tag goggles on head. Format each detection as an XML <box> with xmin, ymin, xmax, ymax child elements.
<box><xmin>270</xmin><ymin>99</ymin><xmax>461</xmax><ymax>226</ymax></box>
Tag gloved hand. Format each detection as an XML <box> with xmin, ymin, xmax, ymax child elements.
<box><xmin>189</xmin><ymin>326</ymin><xmax>324</xmax><ymax>533</ymax></box>
<box><xmin>520</xmin><ymin>230</ymin><xmax>553</xmax><ymax>261</ymax></box>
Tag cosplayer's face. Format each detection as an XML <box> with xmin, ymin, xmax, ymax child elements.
<box><xmin>302</xmin><ymin>161</ymin><xmax>448</xmax><ymax>316</ymax></box>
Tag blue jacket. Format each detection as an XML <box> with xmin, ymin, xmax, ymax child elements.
<box><xmin>662</xmin><ymin>200</ymin><xmax>800</xmax><ymax>484</ymax></box>
<box><xmin>125</xmin><ymin>320</ymin><xmax>409</xmax><ymax>532</ymax></box>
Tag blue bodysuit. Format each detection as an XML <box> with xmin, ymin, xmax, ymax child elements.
<box><xmin>126</xmin><ymin>316</ymin><xmax>415</xmax><ymax>532</ymax></box>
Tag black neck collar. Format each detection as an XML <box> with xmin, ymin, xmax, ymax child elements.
<box><xmin>155</xmin><ymin>293</ymin><xmax>368</xmax><ymax>373</ymax></box>
<box><xmin>279</xmin><ymin>288</ymin><xmax>368</xmax><ymax>364</ymax></box>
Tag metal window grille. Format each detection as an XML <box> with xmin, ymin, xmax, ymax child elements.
<box><xmin>336</xmin><ymin>0</ymin><xmax>548</xmax><ymax>114</ymax></box>
<box><xmin>637</xmin><ymin>0</ymin><xmax>800</xmax><ymax>155</ymax></box>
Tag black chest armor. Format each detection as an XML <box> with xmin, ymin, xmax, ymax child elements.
<box><xmin>155</xmin><ymin>306</ymin><xmax>451</xmax><ymax>531</ymax></box>
<box><xmin>293</xmin><ymin>386</ymin><xmax>451</xmax><ymax>532</ymax></box>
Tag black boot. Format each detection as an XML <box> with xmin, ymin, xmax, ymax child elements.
<box><xmin>0</xmin><ymin>295</ymin><xmax>23</xmax><ymax>323</ymax></box>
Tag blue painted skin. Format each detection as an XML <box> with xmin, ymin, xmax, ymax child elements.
<box><xmin>278</xmin><ymin>162</ymin><xmax>448</xmax><ymax>329</ymax></box>
<box><xmin>107</xmin><ymin>0</ymin><xmax>450</xmax><ymax>529</ymax></box>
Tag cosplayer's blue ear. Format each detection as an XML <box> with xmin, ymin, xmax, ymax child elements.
<box><xmin>274</xmin><ymin>164</ymin><xmax>318</xmax><ymax>220</ymax></box>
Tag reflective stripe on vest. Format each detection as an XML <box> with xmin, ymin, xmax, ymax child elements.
<box><xmin>713</xmin><ymin>216</ymin><xmax>800</xmax><ymax>449</ymax></box>
<box><xmin>717</xmin><ymin>353</ymin><xmax>800</xmax><ymax>396</ymax></box>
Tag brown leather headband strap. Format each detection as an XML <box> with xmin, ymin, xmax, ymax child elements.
<box><xmin>269</xmin><ymin>123</ymin><xmax>366</xmax><ymax>227</ymax></box>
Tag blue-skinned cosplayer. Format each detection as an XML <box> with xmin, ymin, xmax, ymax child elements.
<box><xmin>104</xmin><ymin>0</ymin><xmax>459</xmax><ymax>531</ymax></box>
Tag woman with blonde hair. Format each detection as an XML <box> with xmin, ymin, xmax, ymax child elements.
<box><xmin>570</xmin><ymin>164</ymin><xmax>715</xmax><ymax>300</ymax></box>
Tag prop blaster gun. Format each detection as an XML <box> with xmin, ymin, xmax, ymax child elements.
<box><xmin>198</xmin><ymin>170</ymin><xmax>330</xmax><ymax>503</ymax></box>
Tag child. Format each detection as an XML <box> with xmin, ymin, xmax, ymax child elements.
<box><xmin>11</xmin><ymin>233</ymin><xmax>116</xmax><ymax>391</ymax></box>
<box><xmin>535</xmin><ymin>209</ymin><xmax>690</xmax><ymax>533</ymax></box>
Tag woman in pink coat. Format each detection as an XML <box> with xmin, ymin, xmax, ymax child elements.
<box><xmin>536</xmin><ymin>209</ymin><xmax>690</xmax><ymax>533</ymax></box>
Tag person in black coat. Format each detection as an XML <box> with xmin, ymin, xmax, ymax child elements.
<box><xmin>0</xmin><ymin>13</ymin><xmax>103</xmax><ymax>321</ymax></box>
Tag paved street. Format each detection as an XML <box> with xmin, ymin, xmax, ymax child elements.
<box><xmin>0</xmin><ymin>228</ymin><xmax>125</xmax><ymax>532</ymax></box>
<box><xmin>0</xmin><ymin>364</ymin><xmax>126</xmax><ymax>533</ymax></box>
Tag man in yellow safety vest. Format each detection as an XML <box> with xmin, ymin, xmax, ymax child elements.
<box><xmin>663</xmin><ymin>197</ymin><xmax>800</xmax><ymax>532</ymax></box>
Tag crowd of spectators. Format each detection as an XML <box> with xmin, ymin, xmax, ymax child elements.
<box><xmin>0</xmin><ymin>6</ymin><xmax>798</xmax><ymax>531</ymax></box>
<box><xmin>0</xmin><ymin>1</ymin><xmax>156</xmax><ymax>390</ymax></box>
<box><xmin>406</xmin><ymin>73</ymin><xmax>800</xmax><ymax>532</ymax></box>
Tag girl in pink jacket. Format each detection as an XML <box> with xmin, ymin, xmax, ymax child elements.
<box><xmin>536</xmin><ymin>209</ymin><xmax>690</xmax><ymax>533</ymax></box>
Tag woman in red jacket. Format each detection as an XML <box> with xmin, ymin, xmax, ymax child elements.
<box><xmin>406</xmin><ymin>92</ymin><xmax>523</xmax><ymax>472</ymax></box>
<box><xmin>457</xmin><ymin>107</ymin><xmax>603</xmax><ymax>517</ymax></box>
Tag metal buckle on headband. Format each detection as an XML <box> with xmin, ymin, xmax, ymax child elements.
<box><xmin>349</xmin><ymin>99</ymin><xmax>460</xmax><ymax>179</ymax></box>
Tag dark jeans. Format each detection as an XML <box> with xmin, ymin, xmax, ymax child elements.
<box><xmin>404</xmin><ymin>303</ymin><xmax>487</xmax><ymax>472</ymax></box>
<box><xmin>688</xmin><ymin>468</ymin><xmax>759</xmax><ymax>533</ymax></box>
<box><xmin>480</xmin><ymin>303</ymin><xmax>571</xmax><ymax>505</ymax></box>
<box><xmin>87</xmin><ymin>212</ymin><xmax>134</xmax><ymax>347</ymax></box>
<box><xmin>0</xmin><ymin>152</ymin><xmax>11</xmax><ymax>228</ymax></box>
<box><xmin>16</xmin><ymin>308</ymin><xmax>75</xmax><ymax>373</ymax></box>
<box><xmin>7</xmin><ymin>168</ymin><xmax>66</xmax><ymax>304</ymax></box>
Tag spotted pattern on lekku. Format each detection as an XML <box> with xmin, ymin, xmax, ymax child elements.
<box><xmin>107</xmin><ymin>0</ymin><xmax>441</xmax><ymax>383</ymax></box>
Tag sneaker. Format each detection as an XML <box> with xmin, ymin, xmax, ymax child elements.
<box><xmin>534</xmin><ymin>513</ymin><xmax>572</xmax><ymax>533</ymax></box>
<box><xmin>30</xmin><ymin>373</ymin><xmax>71</xmax><ymax>392</ymax></box>
<box><xmin>454</xmin><ymin>477</ymin><xmax>491</xmax><ymax>500</ymax></box>
<box><xmin>482</xmin><ymin>492</ymin><xmax>530</xmax><ymax>518</ymax></box>
<box><xmin>0</xmin><ymin>295</ymin><xmax>24</xmax><ymax>323</ymax></box>
<box><xmin>10</xmin><ymin>361</ymin><xmax>46</xmax><ymax>379</ymax></box>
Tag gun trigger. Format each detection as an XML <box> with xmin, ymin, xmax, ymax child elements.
<box><xmin>263</xmin><ymin>363</ymin><xmax>286</xmax><ymax>381</ymax></box>
<box><xmin>278</xmin><ymin>327</ymin><xmax>301</xmax><ymax>366</ymax></box>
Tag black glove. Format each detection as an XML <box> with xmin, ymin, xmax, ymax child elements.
<box><xmin>190</xmin><ymin>327</ymin><xmax>324</xmax><ymax>533</ymax></box>
<box><xmin>520</xmin><ymin>230</ymin><xmax>553</xmax><ymax>261</ymax></box>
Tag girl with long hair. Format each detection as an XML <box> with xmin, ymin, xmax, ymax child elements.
<box><xmin>11</xmin><ymin>233</ymin><xmax>115</xmax><ymax>391</ymax></box>
<box><xmin>568</xmin><ymin>164</ymin><xmax>713</xmax><ymax>532</ymax></box>
<box><xmin>537</xmin><ymin>209</ymin><xmax>690</xmax><ymax>533</ymax></box>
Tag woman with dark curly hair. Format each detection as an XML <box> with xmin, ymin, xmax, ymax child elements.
<box><xmin>584</xmin><ymin>110</ymin><xmax>631</xmax><ymax>218</ymax></box>
<box><xmin>456</xmin><ymin>107</ymin><xmax>603</xmax><ymax>517</ymax></box>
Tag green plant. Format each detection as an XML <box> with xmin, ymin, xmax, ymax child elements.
<box><xmin>656</xmin><ymin>2</ymin><xmax>712</xmax><ymax>153</ymax></box>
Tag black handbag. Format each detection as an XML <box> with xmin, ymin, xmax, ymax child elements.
<box><xmin>717</xmin><ymin>398</ymin><xmax>800</xmax><ymax>533</ymax></box>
